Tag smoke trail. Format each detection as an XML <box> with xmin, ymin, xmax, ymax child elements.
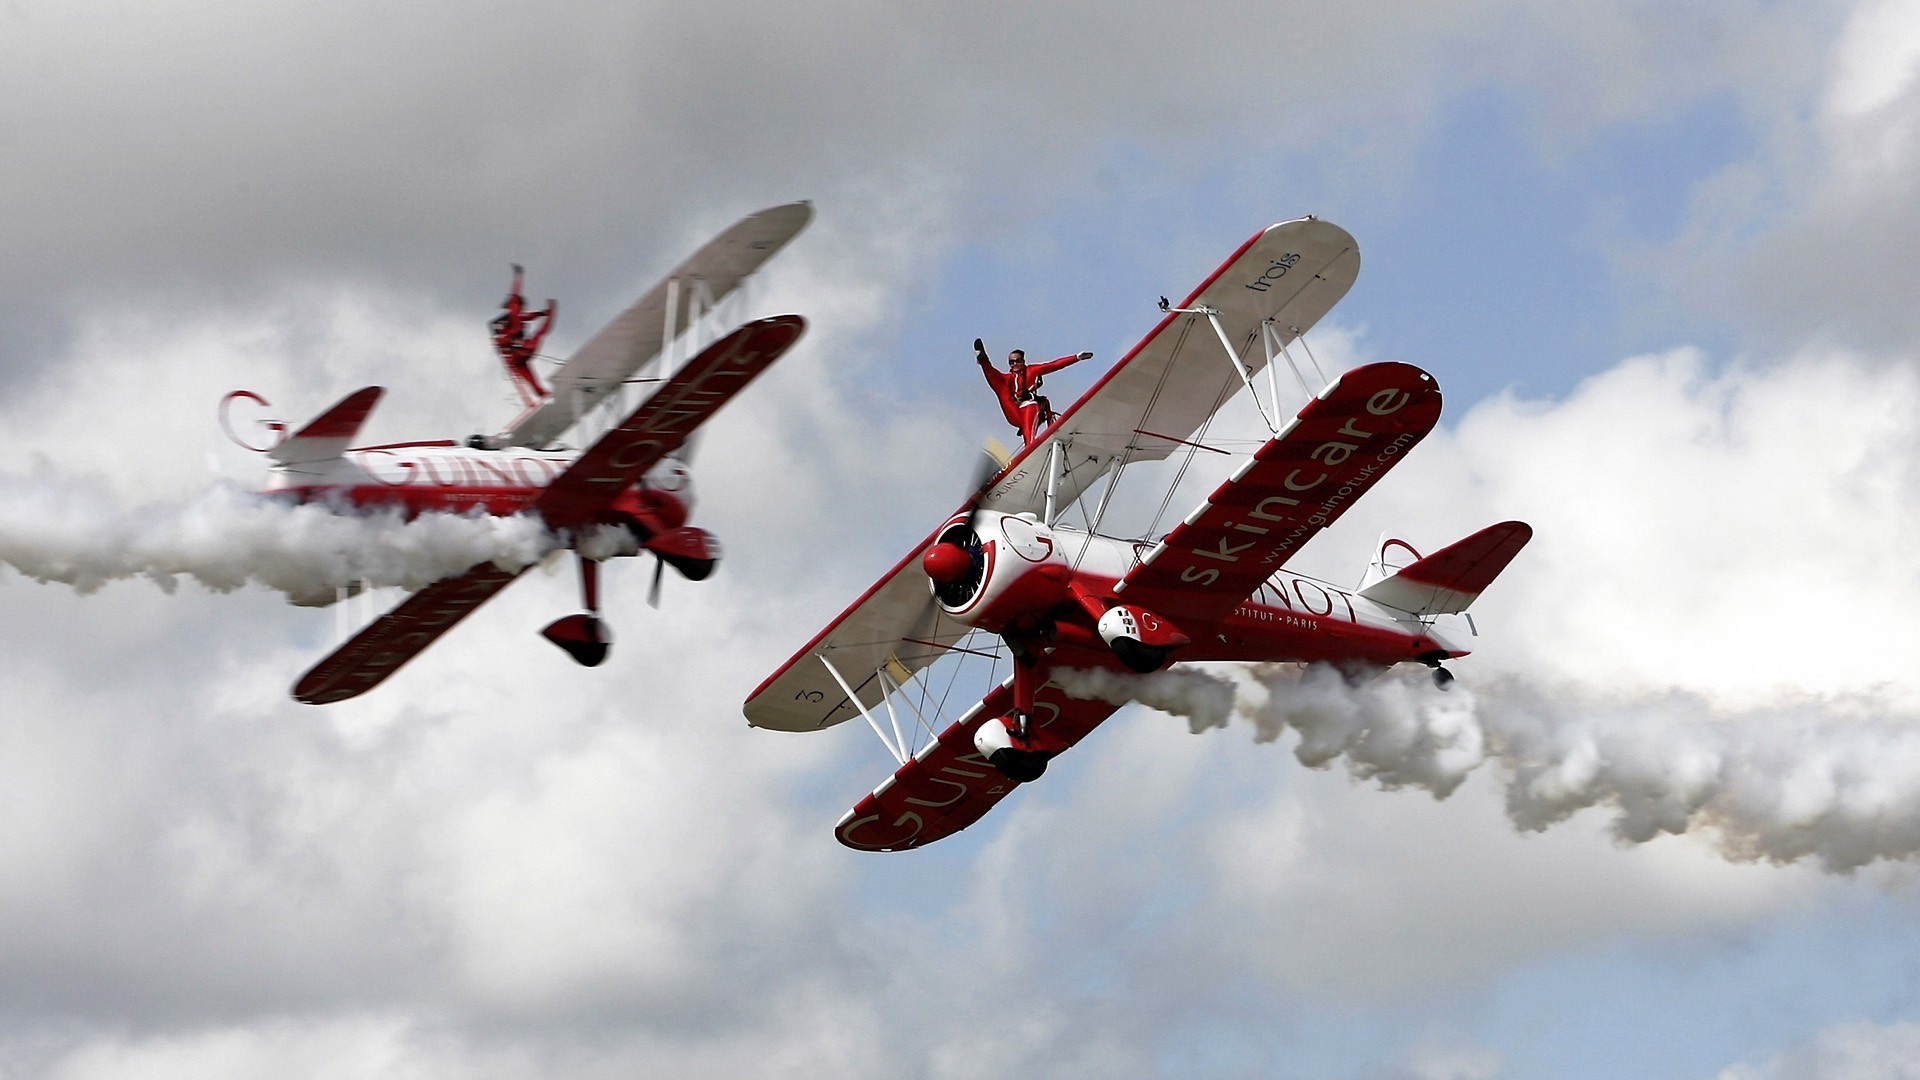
<box><xmin>1456</xmin><ymin>675</ymin><xmax>1920</xmax><ymax>872</ymax></box>
<box><xmin>0</xmin><ymin>473</ymin><xmax>557</xmax><ymax>601</ymax></box>
<box><xmin>1073</xmin><ymin>662</ymin><xmax>1920</xmax><ymax>872</ymax></box>
<box><xmin>1051</xmin><ymin>666</ymin><xmax>1238</xmax><ymax>734</ymax></box>
<box><xmin>1247</xmin><ymin>663</ymin><xmax>1487</xmax><ymax>798</ymax></box>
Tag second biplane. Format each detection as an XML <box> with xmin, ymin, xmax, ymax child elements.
<box><xmin>744</xmin><ymin>216</ymin><xmax>1531</xmax><ymax>851</ymax></box>
<box><xmin>222</xmin><ymin>202</ymin><xmax>812</xmax><ymax>704</ymax></box>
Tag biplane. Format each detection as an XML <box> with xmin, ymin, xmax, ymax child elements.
<box><xmin>744</xmin><ymin>216</ymin><xmax>1531</xmax><ymax>852</ymax></box>
<box><xmin>221</xmin><ymin>202</ymin><xmax>812</xmax><ymax>704</ymax></box>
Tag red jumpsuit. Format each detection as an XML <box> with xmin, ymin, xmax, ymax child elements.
<box><xmin>492</xmin><ymin>266</ymin><xmax>555</xmax><ymax>401</ymax></box>
<box><xmin>977</xmin><ymin>350</ymin><xmax>1087</xmax><ymax>443</ymax></box>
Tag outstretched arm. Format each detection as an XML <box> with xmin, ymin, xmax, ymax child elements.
<box><xmin>1027</xmin><ymin>351</ymin><xmax>1093</xmax><ymax>378</ymax></box>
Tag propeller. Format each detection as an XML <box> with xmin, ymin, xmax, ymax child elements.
<box><xmin>647</xmin><ymin>554</ymin><xmax>665</xmax><ymax>608</ymax></box>
<box><xmin>905</xmin><ymin>436</ymin><xmax>1009</xmax><ymax>650</ymax></box>
<box><xmin>963</xmin><ymin>437</ymin><xmax>1007</xmax><ymax>527</ymax></box>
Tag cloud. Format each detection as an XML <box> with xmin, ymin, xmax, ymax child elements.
<box><xmin>1640</xmin><ymin>0</ymin><xmax>1920</xmax><ymax>354</ymax></box>
<box><xmin>1719</xmin><ymin>1021</ymin><xmax>1920</xmax><ymax>1080</ymax></box>
<box><xmin>4</xmin><ymin>1</ymin><xmax>1918</xmax><ymax>1075</ymax></box>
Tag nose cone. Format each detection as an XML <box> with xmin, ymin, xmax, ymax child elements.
<box><xmin>922</xmin><ymin>542</ymin><xmax>971</xmax><ymax>584</ymax></box>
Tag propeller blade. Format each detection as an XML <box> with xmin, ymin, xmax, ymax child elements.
<box><xmin>647</xmin><ymin>554</ymin><xmax>665</xmax><ymax>608</ymax></box>
<box><xmin>962</xmin><ymin>441</ymin><xmax>1002</xmax><ymax>533</ymax></box>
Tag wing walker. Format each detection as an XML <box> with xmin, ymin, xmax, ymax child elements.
<box><xmin>744</xmin><ymin>216</ymin><xmax>1533</xmax><ymax>852</ymax></box>
<box><xmin>220</xmin><ymin>202</ymin><xmax>813</xmax><ymax>704</ymax></box>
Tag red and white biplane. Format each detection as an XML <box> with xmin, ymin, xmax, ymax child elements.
<box><xmin>223</xmin><ymin>202</ymin><xmax>812</xmax><ymax>704</ymax></box>
<box><xmin>744</xmin><ymin>216</ymin><xmax>1531</xmax><ymax>851</ymax></box>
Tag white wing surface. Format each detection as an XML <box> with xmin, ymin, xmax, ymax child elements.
<box><xmin>980</xmin><ymin>217</ymin><xmax>1358</xmax><ymax>518</ymax></box>
<box><xmin>500</xmin><ymin>201</ymin><xmax>812</xmax><ymax>448</ymax></box>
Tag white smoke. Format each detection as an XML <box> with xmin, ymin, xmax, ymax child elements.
<box><xmin>1066</xmin><ymin>662</ymin><xmax>1920</xmax><ymax>873</ymax></box>
<box><xmin>1247</xmin><ymin>663</ymin><xmax>1488</xmax><ymax>798</ymax></box>
<box><xmin>1051</xmin><ymin>665</ymin><xmax>1239</xmax><ymax>734</ymax></box>
<box><xmin>0</xmin><ymin>471</ymin><xmax>557</xmax><ymax>601</ymax></box>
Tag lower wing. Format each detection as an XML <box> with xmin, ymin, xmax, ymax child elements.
<box><xmin>834</xmin><ymin>680</ymin><xmax>1122</xmax><ymax>852</ymax></box>
<box><xmin>292</xmin><ymin>562</ymin><xmax>527</xmax><ymax>704</ymax></box>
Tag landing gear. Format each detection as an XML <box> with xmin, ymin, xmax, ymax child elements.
<box><xmin>972</xmin><ymin>713</ymin><xmax>1051</xmax><ymax>783</ymax></box>
<box><xmin>1417</xmin><ymin>651</ymin><xmax>1456</xmax><ymax>691</ymax></box>
<box><xmin>541</xmin><ymin>613</ymin><xmax>611</xmax><ymax>666</ymax></box>
<box><xmin>989</xmin><ymin>746</ymin><xmax>1049</xmax><ymax>783</ymax></box>
<box><xmin>542</xmin><ymin>556</ymin><xmax>613</xmax><ymax>666</ymax></box>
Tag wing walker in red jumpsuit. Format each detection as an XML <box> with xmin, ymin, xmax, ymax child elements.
<box><xmin>491</xmin><ymin>264</ymin><xmax>557</xmax><ymax>404</ymax></box>
<box><xmin>973</xmin><ymin>338</ymin><xmax>1093</xmax><ymax>444</ymax></box>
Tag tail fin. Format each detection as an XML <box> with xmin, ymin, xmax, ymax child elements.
<box><xmin>269</xmin><ymin>387</ymin><xmax>384</xmax><ymax>465</ymax></box>
<box><xmin>1359</xmin><ymin>521</ymin><xmax>1532</xmax><ymax>616</ymax></box>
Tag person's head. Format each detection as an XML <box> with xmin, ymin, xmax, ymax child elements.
<box><xmin>1008</xmin><ymin>349</ymin><xmax>1026</xmax><ymax>369</ymax></box>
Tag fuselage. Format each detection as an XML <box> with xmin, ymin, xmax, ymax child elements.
<box><xmin>934</xmin><ymin>509</ymin><xmax>1464</xmax><ymax>670</ymax></box>
<box><xmin>263</xmin><ymin>442</ymin><xmax>694</xmax><ymax>521</ymax></box>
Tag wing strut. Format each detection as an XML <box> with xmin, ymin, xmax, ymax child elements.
<box><xmin>660</xmin><ymin>276</ymin><xmax>680</xmax><ymax>376</ymax></box>
<box><xmin>1159</xmin><ymin>299</ymin><xmax>1280</xmax><ymax>433</ymax></box>
<box><xmin>817</xmin><ymin>652</ymin><xmax>909</xmax><ymax>766</ymax></box>
<box><xmin>655</xmin><ymin>274</ymin><xmax>722</xmax><ymax>382</ymax></box>
<box><xmin>879</xmin><ymin>661</ymin><xmax>940</xmax><ymax>753</ymax></box>
<box><xmin>1264</xmin><ymin>319</ymin><xmax>1324</xmax><ymax>400</ymax></box>
<box><xmin>1042</xmin><ymin>440</ymin><xmax>1065</xmax><ymax>525</ymax></box>
<box><xmin>877</xmin><ymin>656</ymin><xmax>944</xmax><ymax>757</ymax></box>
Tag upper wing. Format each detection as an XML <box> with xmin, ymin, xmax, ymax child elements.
<box><xmin>292</xmin><ymin>562</ymin><xmax>527</xmax><ymax>704</ymax></box>
<box><xmin>833</xmin><ymin>679</ymin><xmax>1123</xmax><ymax>852</ymax></box>
<box><xmin>741</xmin><ymin>530</ymin><xmax>975</xmax><ymax>732</ymax></box>
<box><xmin>503</xmin><ymin>202</ymin><xmax>812</xmax><ymax>448</ymax></box>
<box><xmin>534</xmin><ymin>315</ymin><xmax>805</xmax><ymax>529</ymax></box>
<box><xmin>979</xmin><ymin>217</ymin><xmax>1359</xmax><ymax>518</ymax></box>
<box><xmin>1114</xmin><ymin>362</ymin><xmax>1442</xmax><ymax>627</ymax></box>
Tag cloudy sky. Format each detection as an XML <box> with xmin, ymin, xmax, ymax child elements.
<box><xmin>7</xmin><ymin>0</ymin><xmax>1920</xmax><ymax>1076</ymax></box>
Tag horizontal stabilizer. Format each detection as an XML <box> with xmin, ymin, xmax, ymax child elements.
<box><xmin>1358</xmin><ymin>521</ymin><xmax>1532</xmax><ymax>616</ymax></box>
<box><xmin>269</xmin><ymin>387</ymin><xmax>383</xmax><ymax>465</ymax></box>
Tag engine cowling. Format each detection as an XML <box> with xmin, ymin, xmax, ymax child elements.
<box><xmin>923</xmin><ymin>511</ymin><xmax>1071</xmax><ymax>631</ymax></box>
<box><xmin>645</xmin><ymin>525</ymin><xmax>719</xmax><ymax>580</ymax></box>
